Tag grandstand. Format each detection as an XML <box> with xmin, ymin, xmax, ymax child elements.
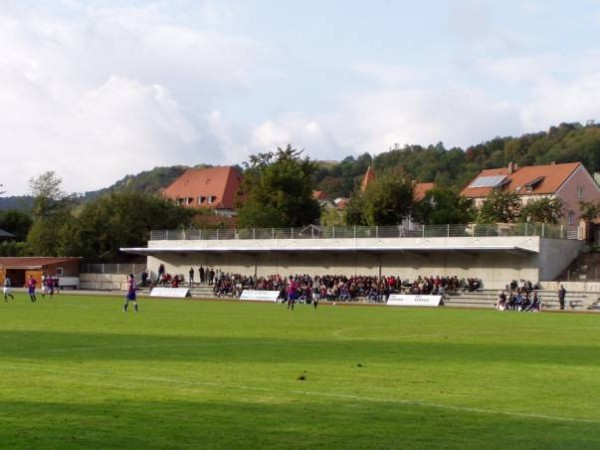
<box><xmin>122</xmin><ymin>223</ymin><xmax>583</xmax><ymax>292</ymax></box>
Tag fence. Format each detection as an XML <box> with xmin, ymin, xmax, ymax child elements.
<box><xmin>150</xmin><ymin>223</ymin><xmax>576</xmax><ymax>242</ymax></box>
<box><xmin>81</xmin><ymin>263</ymin><xmax>147</xmax><ymax>275</ymax></box>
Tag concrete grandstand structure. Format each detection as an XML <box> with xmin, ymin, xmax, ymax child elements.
<box><xmin>122</xmin><ymin>224</ymin><xmax>582</xmax><ymax>290</ymax></box>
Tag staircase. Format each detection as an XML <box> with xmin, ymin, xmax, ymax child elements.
<box><xmin>443</xmin><ymin>289</ymin><xmax>599</xmax><ymax>311</ymax></box>
<box><xmin>559</xmin><ymin>251</ymin><xmax>600</xmax><ymax>281</ymax></box>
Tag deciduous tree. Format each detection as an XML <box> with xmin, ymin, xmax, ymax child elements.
<box><xmin>519</xmin><ymin>197</ymin><xmax>565</xmax><ymax>224</ymax></box>
<box><xmin>237</xmin><ymin>145</ymin><xmax>321</xmax><ymax>228</ymax></box>
<box><xmin>477</xmin><ymin>190</ymin><xmax>522</xmax><ymax>224</ymax></box>
<box><xmin>413</xmin><ymin>188</ymin><xmax>475</xmax><ymax>225</ymax></box>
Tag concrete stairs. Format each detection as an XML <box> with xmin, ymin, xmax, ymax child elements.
<box><xmin>443</xmin><ymin>289</ymin><xmax>600</xmax><ymax>311</ymax></box>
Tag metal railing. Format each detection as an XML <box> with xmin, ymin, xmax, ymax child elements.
<box><xmin>150</xmin><ymin>223</ymin><xmax>576</xmax><ymax>241</ymax></box>
<box><xmin>81</xmin><ymin>263</ymin><xmax>147</xmax><ymax>274</ymax></box>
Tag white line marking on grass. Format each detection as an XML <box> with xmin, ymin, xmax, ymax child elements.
<box><xmin>4</xmin><ymin>362</ymin><xmax>599</xmax><ymax>425</ymax></box>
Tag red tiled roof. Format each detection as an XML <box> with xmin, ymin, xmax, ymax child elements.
<box><xmin>414</xmin><ymin>182</ymin><xmax>435</xmax><ymax>202</ymax></box>
<box><xmin>162</xmin><ymin>166</ymin><xmax>242</xmax><ymax>210</ymax></box>
<box><xmin>0</xmin><ymin>257</ymin><xmax>80</xmax><ymax>269</ymax></box>
<box><xmin>460</xmin><ymin>162</ymin><xmax>581</xmax><ymax>198</ymax></box>
<box><xmin>360</xmin><ymin>166</ymin><xmax>376</xmax><ymax>192</ymax></box>
<box><xmin>313</xmin><ymin>190</ymin><xmax>329</xmax><ymax>200</ymax></box>
<box><xmin>335</xmin><ymin>198</ymin><xmax>350</xmax><ymax>209</ymax></box>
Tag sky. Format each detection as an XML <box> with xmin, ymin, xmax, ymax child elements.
<box><xmin>2</xmin><ymin>0</ymin><xmax>600</xmax><ymax>196</ymax></box>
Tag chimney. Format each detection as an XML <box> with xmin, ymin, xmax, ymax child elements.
<box><xmin>507</xmin><ymin>161</ymin><xmax>515</xmax><ymax>174</ymax></box>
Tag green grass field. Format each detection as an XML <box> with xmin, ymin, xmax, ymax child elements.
<box><xmin>1</xmin><ymin>293</ymin><xmax>600</xmax><ymax>449</ymax></box>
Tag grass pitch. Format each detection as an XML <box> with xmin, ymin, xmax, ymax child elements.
<box><xmin>1</xmin><ymin>294</ymin><xmax>600</xmax><ymax>449</ymax></box>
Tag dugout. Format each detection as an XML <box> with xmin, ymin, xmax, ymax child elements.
<box><xmin>0</xmin><ymin>257</ymin><xmax>81</xmax><ymax>288</ymax></box>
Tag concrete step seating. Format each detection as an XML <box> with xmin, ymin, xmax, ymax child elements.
<box><xmin>444</xmin><ymin>289</ymin><xmax>599</xmax><ymax>311</ymax></box>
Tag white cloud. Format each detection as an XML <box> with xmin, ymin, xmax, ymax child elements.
<box><xmin>327</xmin><ymin>86</ymin><xmax>519</xmax><ymax>153</ymax></box>
<box><xmin>0</xmin><ymin>2</ymin><xmax>266</xmax><ymax>195</ymax></box>
<box><xmin>478</xmin><ymin>54</ymin><xmax>559</xmax><ymax>84</ymax></box>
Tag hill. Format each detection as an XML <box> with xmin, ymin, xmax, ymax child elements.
<box><xmin>2</xmin><ymin>121</ymin><xmax>599</xmax><ymax>211</ymax></box>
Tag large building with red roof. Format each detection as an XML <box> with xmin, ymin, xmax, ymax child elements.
<box><xmin>461</xmin><ymin>162</ymin><xmax>600</xmax><ymax>230</ymax></box>
<box><xmin>162</xmin><ymin>166</ymin><xmax>243</xmax><ymax>216</ymax></box>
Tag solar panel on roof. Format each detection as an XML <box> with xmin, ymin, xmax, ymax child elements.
<box><xmin>468</xmin><ymin>175</ymin><xmax>506</xmax><ymax>188</ymax></box>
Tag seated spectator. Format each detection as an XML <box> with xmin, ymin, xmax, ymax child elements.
<box><xmin>495</xmin><ymin>290</ymin><xmax>507</xmax><ymax>311</ymax></box>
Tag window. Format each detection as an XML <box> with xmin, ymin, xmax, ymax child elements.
<box><xmin>198</xmin><ymin>196</ymin><xmax>206</xmax><ymax>204</ymax></box>
<box><xmin>208</xmin><ymin>195</ymin><xmax>216</xmax><ymax>204</ymax></box>
<box><xmin>568</xmin><ymin>212</ymin><xmax>575</xmax><ymax>225</ymax></box>
<box><xmin>56</xmin><ymin>267</ymin><xmax>64</xmax><ymax>276</ymax></box>
<box><xmin>577</xmin><ymin>186</ymin><xmax>585</xmax><ymax>200</ymax></box>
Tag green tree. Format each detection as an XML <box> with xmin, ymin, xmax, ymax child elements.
<box><xmin>320</xmin><ymin>206</ymin><xmax>344</xmax><ymax>226</ymax></box>
<box><xmin>0</xmin><ymin>209</ymin><xmax>33</xmax><ymax>241</ymax></box>
<box><xmin>70</xmin><ymin>192</ymin><xmax>195</xmax><ymax>262</ymax></box>
<box><xmin>477</xmin><ymin>190</ymin><xmax>522</xmax><ymax>224</ymax></box>
<box><xmin>518</xmin><ymin>197</ymin><xmax>565</xmax><ymax>224</ymax></box>
<box><xmin>344</xmin><ymin>193</ymin><xmax>367</xmax><ymax>226</ymax></box>
<box><xmin>579</xmin><ymin>200</ymin><xmax>600</xmax><ymax>220</ymax></box>
<box><xmin>29</xmin><ymin>171</ymin><xmax>66</xmax><ymax>219</ymax></box>
<box><xmin>413</xmin><ymin>189</ymin><xmax>475</xmax><ymax>225</ymax></box>
<box><xmin>361</xmin><ymin>169</ymin><xmax>414</xmax><ymax>226</ymax></box>
<box><xmin>237</xmin><ymin>145</ymin><xmax>321</xmax><ymax>228</ymax></box>
<box><xmin>26</xmin><ymin>172</ymin><xmax>74</xmax><ymax>256</ymax></box>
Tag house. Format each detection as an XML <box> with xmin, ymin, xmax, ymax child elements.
<box><xmin>0</xmin><ymin>229</ymin><xmax>15</xmax><ymax>241</ymax></box>
<box><xmin>162</xmin><ymin>166</ymin><xmax>243</xmax><ymax>217</ymax></box>
<box><xmin>0</xmin><ymin>257</ymin><xmax>81</xmax><ymax>288</ymax></box>
<box><xmin>413</xmin><ymin>182</ymin><xmax>435</xmax><ymax>202</ymax></box>
<box><xmin>460</xmin><ymin>162</ymin><xmax>600</xmax><ymax>230</ymax></box>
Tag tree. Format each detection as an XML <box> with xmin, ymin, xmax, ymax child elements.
<box><xmin>69</xmin><ymin>192</ymin><xmax>195</xmax><ymax>262</ymax></box>
<box><xmin>320</xmin><ymin>206</ymin><xmax>344</xmax><ymax>226</ymax></box>
<box><xmin>344</xmin><ymin>193</ymin><xmax>367</xmax><ymax>226</ymax></box>
<box><xmin>361</xmin><ymin>168</ymin><xmax>414</xmax><ymax>226</ymax></box>
<box><xmin>26</xmin><ymin>172</ymin><xmax>74</xmax><ymax>256</ymax></box>
<box><xmin>0</xmin><ymin>209</ymin><xmax>33</xmax><ymax>241</ymax></box>
<box><xmin>237</xmin><ymin>145</ymin><xmax>321</xmax><ymax>228</ymax></box>
<box><xmin>518</xmin><ymin>197</ymin><xmax>565</xmax><ymax>224</ymax></box>
<box><xmin>477</xmin><ymin>190</ymin><xmax>522</xmax><ymax>224</ymax></box>
<box><xmin>579</xmin><ymin>200</ymin><xmax>600</xmax><ymax>220</ymax></box>
<box><xmin>413</xmin><ymin>189</ymin><xmax>476</xmax><ymax>225</ymax></box>
<box><xmin>29</xmin><ymin>171</ymin><xmax>66</xmax><ymax>219</ymax></box>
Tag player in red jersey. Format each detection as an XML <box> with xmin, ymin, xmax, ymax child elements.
<box><xmin>123</xmin><ymin>274</ymin><xmax>139</xmax><ymax>312</ymax></box>
<box><xmin>27</xmin><ymin>275</ymin><xmax>37</xmax><ymax>302</ymax></box>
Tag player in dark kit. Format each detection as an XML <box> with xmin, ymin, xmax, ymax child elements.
<box><xmin>123</xmin><ymin>274</ymin><xmax>139</xmax><ymax>312</ymax></box>
<box><xmin>27</xmin><ymin>275</ymin><xmax>37</xmax><ymax>302</ymax></box>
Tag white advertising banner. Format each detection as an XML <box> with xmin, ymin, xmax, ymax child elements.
<box><xmin>386</xmin><ymin>294</ymin><xmax>443</xmax><ymax>307</ymax></box>
<box><xmin>150</xmin><ymin>287</ymin><xmax>190</xmax><ymax>298</ymax></box>
<box><xmin>240</xmin><ymin>290</ymin><xmax>280</xmax><ymax>302</ymax></box>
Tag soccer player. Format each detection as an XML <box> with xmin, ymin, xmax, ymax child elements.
<box><xmin>286</xmin><ymin>276</ymin><xmax>298</xmax><ymax>311</ymax></box>
<box><xmin>27</xmin><ymin>275</ymin><xmax>37</xmax><ymax>302</ymax></box>
<box><xmin>123</xmin><ymin>273</ymin><xmax>139</xmax><ymax>312</ymax></box>
<box><xmin>3</xmin><ymin>276</ymin><xmax>14</xmax><ymax>302</ymax></box>
<box><xmin>46</xmin><ymin>275</ymin><xmax>54</xmax><ymax>299</ymax></box>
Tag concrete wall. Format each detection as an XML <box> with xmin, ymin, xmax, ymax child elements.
<box><xmin>80</xmin><ymin>273</ymin><xmax>127</xmax><ymax>291</ymax></box>
<box><xmin>539</xmin><ymin>238</ymin><xmax>583</xmax><ymax>281</ymax></box>
<box><xmin>540</xmin><ymin>281</ymin><xmax>600</xmax><ymax>293</ymax></box>
<box><xmin>141</xmin><ymin>236</ymin><xmax>582</xmax><ymax>290</ymax></box>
